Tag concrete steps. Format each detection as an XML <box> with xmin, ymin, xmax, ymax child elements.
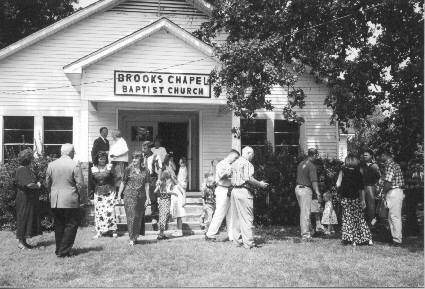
<box><xmin>85</xmin><ymin>192</ymin><xmax>205</xmax><ymax>234</ymax></box>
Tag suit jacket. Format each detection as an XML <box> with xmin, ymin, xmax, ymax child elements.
<box><xmin>46</xmin><ymin>156</ymin><xmax>85</xmax><ymax>208</ymax></box>
<box><xmin>91</xmin><ymin>137</ymin><xmax>109</xmax><ymax>162</ymax></box>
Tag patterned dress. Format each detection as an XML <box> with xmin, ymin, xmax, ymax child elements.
<box><xmin>15</xmin><ymin>166</ymin><xmax>41</xmax><ymax>240</ymax></box>
<box><xmin>91</xmin><ymin>165</ymin><xmax>117</xmax><ymax>234</ymax></box>
<box><xmin>158</xmin><ymin>183</ymin><xmax>172</xmax><ymax>232</ymax></box>
<box><xmin>340</xmin><ymin>167</ymin><xmax>372</xmax><ymax>244</ymax></box>
<box><xmin>321</xmin><ymin>201</ymin><xmax>338</xmax><ymax>225</ymax></box>
<box><xmin>122</xmin><ymin>166</ymin><xmax>150</xmax><ymax>241</ymax></box>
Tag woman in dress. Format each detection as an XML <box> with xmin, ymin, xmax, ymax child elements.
<box><xmin>171</xmin><ymin>157</ymin><xmax>187</xmax><ymax>237</ymax></box>
<box><xmin>15</xmin><ymin>148</ymin><xmax>41</xmax><ymax>249</ymax></box>
<box><xmin>91</xmin><ymin>151</ymin><xmax>117</xmax><ymax>239</ymax></box>
<box><xmin>117</xmin><ymin>151</ymin><xmax>150</xmax><ymax>246</ymax></box>
<box><xmin>336</xmin><ymin>154</ymin><xmax>373</xmax><ymax>246</ymax></box>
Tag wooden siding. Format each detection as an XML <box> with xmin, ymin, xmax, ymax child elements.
<box><xmin>109</xmin><ymin>0</ymin><xmax>206</xmax><ymax>16</ymax></box>
<box><xmin>83</xmin><ymin>29</ymin><xmax>219</xmax><ymax>100</ymax></box>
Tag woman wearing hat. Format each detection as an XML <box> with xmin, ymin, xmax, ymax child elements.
<box><xmin>117</xmin><ymin>151</ymin><xmax>151</xmax><ymax>246</ymax></box>
<box><xmin>15</xmin><ymin>148</ymin><xmax>41</xmax><ymax>249</ymax></box>
<box><xmin>91</xmin><ymin>151</ymin><xmax>117</xmax><ymax>239</ymax></box>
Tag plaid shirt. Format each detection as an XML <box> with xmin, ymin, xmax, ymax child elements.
<box><xmin>231</xmin><ymin>157</ymin><xmax>254</xmax><ymax>187</ymax></box>
<box><xmin>382</xmin><ymin>159</ymin><xmax>405</xmax><ymax>188</ymax></box>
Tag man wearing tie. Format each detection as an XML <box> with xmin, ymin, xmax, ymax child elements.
<box><xmin>91</xmin><ymin>127</ymin><xmax>109</xmax><ymax>163</ymax></box>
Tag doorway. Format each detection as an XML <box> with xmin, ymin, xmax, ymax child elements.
<box><xmin>158</xmin><ymin>122</ymin><xmax>188</xmax><ymax>175</ymax></box>
<box><xmin>118</xmin><ymin>110</ymin><xmax>199</xmax><ymax>190</ymax></box>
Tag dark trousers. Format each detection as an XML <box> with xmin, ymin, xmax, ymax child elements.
<box><xmin>53</xmin><ymin>208</ymin><xmax>80</xmax><ymax>257</ymax></box>
<box><xmin>364</xmin><ymin>186</ymin><xmax>376</xmax><ymax>224</ymax></box>
<box><xmin>149</xmin><ymin>175</ymin><xmax>159</xmax><ymax>221</ymax></box>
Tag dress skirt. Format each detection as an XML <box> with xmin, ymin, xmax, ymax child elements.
<box><xmin>341</xmin><ymin>197</ymin><xmax>372</xmax><ymax>244</ymax></box>
<box><xmin>321</xmin><ymin>201</ymin><xmax>338</xmax><ymax>225</ymax></box>
<box><xmin>170</xmin><ymin>186</ymin><xmax>186</xmax><ymax>218</ymax></box>
<box><xmin>16</xmin><ymin>190</ymin><xmax>41</xmax><ymax>239</ymax></box>
<box><xmin>158</xmin><ymin>198</ymin><xmax>171</xmax><ymax>232</ymax></box>
<box><xmin>15</xmin><ymin>166</ymin><xmax>41</xmax><ymax>240</ymax></box>
<box><xmin>94</xmin><ymin>189</ymin><xmax>117</xmax><ymax>234</ymax></box>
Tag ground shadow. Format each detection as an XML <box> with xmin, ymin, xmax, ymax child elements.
<box><xmin>73</xmin><ymin>246</ymin><xmax>103</xmax><ymax>256</ymax></box>
<box><xmin>137</xmin><ymin>239</ymin><xmax>158</xmax><ymax>245</ymax></box>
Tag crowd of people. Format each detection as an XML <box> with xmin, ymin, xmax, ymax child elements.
<box><xmin>13</xmin><ymin>126</ymin><xmax>408</xmax><ymax>256</ymax></box>
<box><xmin>295</xmin><ymin>148</ymin><xmax>405</xmax><ymax>247</ymax></box>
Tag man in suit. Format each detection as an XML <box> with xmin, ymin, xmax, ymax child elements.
<box><xmin>46</xmin><ymin>143</ymin><xmax>85</xmax><ymax>257</ymax></box>
<box><xmin>91</xmin><ymin>127</ymin><xmax>109</xmax><ymax>163</ymax></box>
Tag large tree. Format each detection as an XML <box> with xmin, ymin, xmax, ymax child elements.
<box><xmin>195</xmin><ymin>0</ymin><xmax>424</xmax><ymax>162</ymax></box>
<box><xmin>0</xmin><ymin>0</ymin><xmax>77</xmax><ymax>49</ymax></box>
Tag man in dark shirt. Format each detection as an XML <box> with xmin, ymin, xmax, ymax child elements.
<box><xmin>295</xmin><ymin>148</ymin><xmax>322</xmax><ymax>241</ymax></box>
<box><xmin>91</xmin><ymin>127</ymin><xmax>109</xmax><ymax>164</ymax></box>
<box><xmin>360</xmin><ymin>149</ymin><xmax>381</xmax><ymax>226</ymax></box>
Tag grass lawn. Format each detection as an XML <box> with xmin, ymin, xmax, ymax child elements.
<box><xmin>0</xmin><ymin>226</ymin><xmax>423</xmax><ymax>287</ymax></box>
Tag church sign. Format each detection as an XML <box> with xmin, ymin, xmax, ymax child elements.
<box><xmin>114</xmin><ymin>71</ymin><xmax>211</xmax><ymax>98</ymax></box>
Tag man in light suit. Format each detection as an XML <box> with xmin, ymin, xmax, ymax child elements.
<box><xmin>46</xmin><ymin>143</ymin><xmax>85</xmax><ymax>257</ymax></box>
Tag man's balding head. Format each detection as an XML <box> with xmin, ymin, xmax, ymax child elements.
<box><xmin>61</xmin><ymin>143</ymin><xmax>75</xmax><ymax>158</ymax></box>
<box><xmin>242</xmin><ymin>146</ymin><xmax>254</xmax><ymax>161</ymax></box>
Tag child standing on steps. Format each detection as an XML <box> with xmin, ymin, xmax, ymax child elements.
<box><xmin>155</xmin><ymin>171</ymin><xmax>177</xmax><ymax>240</ymax></box>
<box><xmin>171</xmin><ymin>157</ymin><xmax>188</xmax><ymax>237</ymax></box>
<box><xmin>321</xmin><ymin>191</ymin><xmax>338</xmax><ymax>235</ymax></box>
<box><xmin>199</xmin><ymin>172</ymin><xmax>216</xmax><ymax>233</ymax></box>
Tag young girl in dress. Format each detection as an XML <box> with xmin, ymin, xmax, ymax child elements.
<box><xmin>171</xmin><ymin>157</ymin><xmax>188</xmax><ymax>237</ymax></box>
<box><xmin>321</xmin><ymin>191</ymin><xmax>338</xmax><ymax>235</ymax></box>
<box><xmin>155</xmin><ymin>170</ymin><xmax>180</xmax><ymax>240</ymax></box>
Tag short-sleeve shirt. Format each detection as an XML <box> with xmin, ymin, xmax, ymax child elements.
<box><xmin>382</xmin><ymin>159</ymin><xmax>405</xmax><ymax>188</ymax></box>
<box><xmin>231</xmin><ymin>157</ymin><xmax>254</xmax><ymax>187</ymax></box>
<box><xmin>151</xmin><ymin>147</ymin><xmax>167</xmax><ymax>163</ymax></box>
<box><xmin>296</xmin><ymin>159</ymin><xmax>318</xmax><ymax>187</ymax></box>
<box><xmin>122</xmin><ymin>166</ymin><xmax>150</xmax><ymax>198</ymax></box>
<box><xmin>215</xmin><ymin>159</ymin><xmax>232</xmax><ymax>186</ymax></box>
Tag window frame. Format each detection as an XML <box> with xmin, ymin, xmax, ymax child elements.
<box><xmin>3</xmin><ymin>116</ymin><xmax>35</xmax><ymax>162</ymax></box>
<box><xmin>43</xmin><ymin>116</ymin><xmax>73</xmax><ymax>157</ymax></box>
<box><xmin>240</xmin><ymin>118</ymin><xmax>268</xmax><ymax>149</ymax></box>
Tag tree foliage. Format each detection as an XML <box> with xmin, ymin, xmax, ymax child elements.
<box><xmin>195</xmin><ymin>0</ymin><xmax>424</xmax><ymax>162</ymax></box>
<box><xmin>0</xmin><ymin>0</ymin><xmax>77</xmax><ymax>49</ymax></box>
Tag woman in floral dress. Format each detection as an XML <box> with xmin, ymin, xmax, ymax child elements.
<box><xmin>336</xmin><ymin>154</ymin><xmax>372</xmax><ymax>246</ymax></box>
<box><xmin>91</xmin><ymin>151</ymin><xmax>117</xmax><ymax>239</ymax></box>
<box><xmin>117</xmin><ymin>151</ymin><xmax>150</xmax><ymax>246</ymax></box>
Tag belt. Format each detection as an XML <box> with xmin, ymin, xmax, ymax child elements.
<box><xmin>297</xmin><ymin>185</ymin><xmax>312</xmax><ymax>189</ymax></box>
<box><xmin>233</xmin><ymin>185</ymin><xmax>247</xmax><ymax>189</ymax></box>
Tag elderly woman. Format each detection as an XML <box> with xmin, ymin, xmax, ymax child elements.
<box><xmin>109</xmin><ymin>130</ymin><xmax>129</xmax><ymax>193</ymax></box>
<box><xmin>336</xmin><ymin>154</ymin><xmax>373</xmax><ymax>246</ymax></box>
<box><xmin>117</xmin><ymin>151</ymin><xmax>151</xmax><ymax>246</ymax></box>
<box><xmin>91</xmin><ymin>151</ymin><xmax>117</xmax><ymax>239</ymax></box>
<box><xmin>15</xmin><ymin>148</ymin><xmax>41</xmax><ymax>249</ymax></box>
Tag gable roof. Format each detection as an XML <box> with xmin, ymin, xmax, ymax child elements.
<box><xmin>0</xmin><ymin>0</ymin><xmax>213</xmax><ymax>62</ymax></box>
<box><xmin>63</xmin><ymin>17</ymin><xmax>216</xmax><ymax>74</ymax></box>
